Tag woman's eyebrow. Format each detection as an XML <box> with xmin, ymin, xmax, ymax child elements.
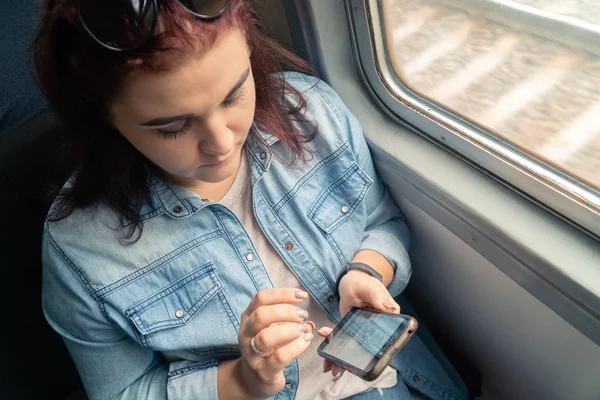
<box><xmin>139</xmin><ymin>67</ymin><xmax>251</xmax><ymax>128</ymax></box>
<box><xmin>224</xmin><ymin>67</ymin><xmax>251</xmax><ymax>101</ymax></box>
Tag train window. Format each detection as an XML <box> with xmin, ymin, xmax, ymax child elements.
<box><xmin>348</xmin><ymin>0</ymin><xmax>600</xmax><ymax>237</ymax></box>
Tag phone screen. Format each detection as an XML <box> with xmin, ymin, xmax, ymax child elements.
<box><xmin>317</xmin><ymin>308</ymin><xmax>410</xmax><ymax>374</ymax></box>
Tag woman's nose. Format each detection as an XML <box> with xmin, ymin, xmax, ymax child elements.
<box><xmin>198</xmin><ymin>112</ymin><xmax>234</xmax><ymax>156</ymax></box>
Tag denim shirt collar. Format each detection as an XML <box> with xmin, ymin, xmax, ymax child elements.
<box><xmin>147</xmin><ymin>124</ymin><xmax>278</xmax><ymax>219</ymax></box>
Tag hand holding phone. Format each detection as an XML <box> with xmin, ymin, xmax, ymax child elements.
<box><xmin>317</xmin><ymin>307</ymin><xmax>418</xmax><ymax>381</ymax></box>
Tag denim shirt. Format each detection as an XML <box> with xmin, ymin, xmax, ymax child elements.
<box><xmin>42</xmin><ymin>72</ymin><xmax>467</xmax><ymax>400</ymax></box>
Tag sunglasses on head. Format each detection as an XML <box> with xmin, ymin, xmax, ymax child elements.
<box><xmin>68</xmin><ymin>0</ymin><xmax>231</xmax><ymax>52</ymax></box>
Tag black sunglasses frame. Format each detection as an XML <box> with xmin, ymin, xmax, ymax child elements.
<box><xmin>76</xmin><ymin>0</ymin><xmax>231</xmax><ymax>52</ymax></box>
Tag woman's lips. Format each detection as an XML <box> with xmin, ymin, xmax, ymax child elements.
<box><xmin>202</xmin><ymin>156</ymin><xmax>230</xmax><ymax>168</ymax></box>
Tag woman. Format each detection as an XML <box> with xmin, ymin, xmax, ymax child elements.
<box><xmin>34</xmin><ymin>1</ymin><xmax>467</xmax><ymax>399</ymax></box>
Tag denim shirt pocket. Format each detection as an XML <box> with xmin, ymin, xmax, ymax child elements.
<box><xmin>307</xmin><ymin>163</ymin><xmax>373</xmax><ymax>267</ymax></box>
<box><xmin>307</xmin><ymin>163</ymin><xmax>373</xmax><ymax>233</ymax></box>
<box><xmin>125</xmin><ymin>262</ymin><xmax>239</xmax><ymax>350</ymax></box>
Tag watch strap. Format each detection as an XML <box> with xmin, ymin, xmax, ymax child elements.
<box><xmin>334</xmin><ymin>262</ymin><xmax>384</xmax><ymax>299</ymax></box>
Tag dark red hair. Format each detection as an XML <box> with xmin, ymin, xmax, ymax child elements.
<box><xmin>32</xmin><ymin>0</ymin><xmax>316</xmax><ymax>242</ymax></box>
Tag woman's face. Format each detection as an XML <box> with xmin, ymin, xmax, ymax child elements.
<box><xmin>111</xmin><ymin>28</ymin><xmax>256</xmax><ymax>190</ymax></box>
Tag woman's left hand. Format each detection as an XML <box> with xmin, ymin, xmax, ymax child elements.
<box><xmin>317</xmin><ymin>270</ymin><xmax>401</xmax><ymax>379</ymax></box>
<box><xmin>337</xmin><ymin>269</ymin><xmax>400</xmax><ymax>318</ymax></box>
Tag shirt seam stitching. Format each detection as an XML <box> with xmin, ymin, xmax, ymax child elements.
<box><xmin>167</xmin><ymin>360</ymin><xmax>220</xmax><ymax>381</ymax></box>
<box><xmin>45</xmin><ymin>225</ymin><xmax>112</xmax><ymax>322</ymax></box>
<box><xmin>96</xmin><ymin>229</ymin><xmax>225</xmax><ymax>298</ymax></box>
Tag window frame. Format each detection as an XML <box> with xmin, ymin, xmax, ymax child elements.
<box><xmin>346</xmin><ymin>0</ymin><xmax>600</xmax><ymax>240</ymax></box>
<box><xmin>283</xmin><ymin>0</ymin><xmax>600</xmax><ymax>354</ymax></box>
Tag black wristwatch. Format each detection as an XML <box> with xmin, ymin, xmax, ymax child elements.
<box><xmin>334</xmin><ymin>262</ymin><xmax>384</xmax><ymax>299</ymax></box>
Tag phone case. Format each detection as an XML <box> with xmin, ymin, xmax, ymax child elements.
<box><xmin>317</xmin><ymin>308</ymin><xmax>419</xmax><ymax>381</ymax></box>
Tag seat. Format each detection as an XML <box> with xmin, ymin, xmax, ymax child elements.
<box><xmin>0</xmin><ymin>111</ymin><xmax>84</xmax><ymax>399</ymax></box>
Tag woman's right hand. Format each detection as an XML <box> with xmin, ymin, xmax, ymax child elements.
<box><xmin>237</xmin><ymin>288</ymin><xmax>315</xmax><ymax>398</ymax></box>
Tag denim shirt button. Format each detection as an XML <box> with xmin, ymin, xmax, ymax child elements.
<box><xmin>327</xmin><ymin>295</ymin><xmax>335</xmax><ymax>302</ymax></box>
<box><xmin>285</xmin><ymin>383</ymin><xmax>293</xmax><ymax>389</ymax></box>
<box><xmin>245</xmin><ymin>252</ymin><xmax>254</xmax><ymax>261</ymax></box>
<box><xmin>341</xmin><ymin>205</ymin><xmax>349</xmax><ymax>213</ymax></box>
<box><xmin>260</xmin><ymin>151</ymin><xmax>267</xmax><ymax>160</ymax></box>
<box><xmin>201</xmin><ymin>198</ymin><xmax>209</xmax><ymax>202</ymax></box>
<box><xmin>285</xmin><ymin>242</ymin><xmax>293</xmax><ymax>251</ymax></box>
<box><xmin>173</xmin><ymin>205</ymin><xmax>183</xmax><ymax>214</ymax></box>
<box><xmin>412</xmin><ymin>375</ymin><xmax>419</xmax><ymax>382</ymax></box>
<box><xmin>175</xmin><ymin>309</ymin><xmax>185</xmax><ymax>318</ymax></box>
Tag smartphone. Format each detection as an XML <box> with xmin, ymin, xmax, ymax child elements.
<box><xmin>317</xmin><ymin>307</ymin><xmax>418</xmax><ymax>381</ymax></box>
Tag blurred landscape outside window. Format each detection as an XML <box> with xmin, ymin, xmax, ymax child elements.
<box><xmin>381</xmin><ymin>0</ymin><xmax>600</xmax><ymax>191</ymax></box>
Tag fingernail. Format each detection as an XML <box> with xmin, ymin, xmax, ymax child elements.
<box><xmin>299</xmin><ymin>322</ymin><xmax>309</xmax><ymax>332</ymax></box>
<box><xmin>333</xmin><ymin>370</ymin><xmax>345</xmax><ymax>381</ymax></box>
<box><xmin>323</xmin><ymin>365</ymin><xmax>332</xmax><ymax>373</ymax></box>
<box><xmin>304</xmin><ymin>333</ymin><xmax>313</xmax><ymax>342</ymax></box>
<box><xmin>306</xmin><ymin>321</ymin><xmax>315</xmax><ymax>330</ymax></box>
<box><xmin>295</xmin><ymin>290</ymin><xmax>309</xmax><ymax>299</ymax></box>
<box><xmin>383</xmin><ymin>301</ymin><xmax>397</xmax><ymax>311</ymax></box>
<box><xmin>297</xmin><ymin>309</ymin><xmax>309</xmax><ymax>319</ymax></box>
